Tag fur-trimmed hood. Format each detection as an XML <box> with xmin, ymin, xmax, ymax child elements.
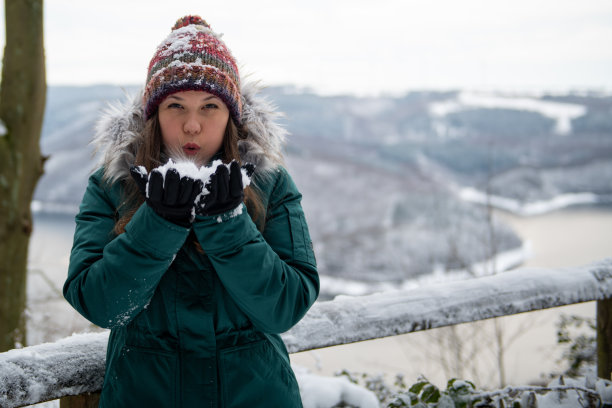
<box><xmin>93</xmin><ymin>81</ymin><xmax>287</xmax><ymax>183</ymax></box>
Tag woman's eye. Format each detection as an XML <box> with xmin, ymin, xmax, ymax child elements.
<box><xmin>204</xmin><ymin>103</ymin><xmax>218</xmax><ymax>110</ymax></box>
<box><xmin>163</xmin><ymin>102</ymin><xmax>182</xmax><ymax>110</ymax></box>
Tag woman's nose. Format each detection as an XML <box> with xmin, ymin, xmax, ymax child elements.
<box><xmin>183</xmin><ymin>115</ymin><xmax>201</xmax><ymax>135</ymax></box>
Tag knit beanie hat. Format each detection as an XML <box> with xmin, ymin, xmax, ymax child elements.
<box><xmin>143</xmin><ymin>15</ymin><xmax>242</xmax><ymax>124</ymax></box>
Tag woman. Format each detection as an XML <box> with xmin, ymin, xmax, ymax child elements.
<box><xmin>64</xmin><ymin>15</ymin><xmax>319</xmax><ymax>407</ymax></box>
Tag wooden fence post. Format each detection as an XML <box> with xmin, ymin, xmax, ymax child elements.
<box><xmin>597</xmin><ymin>299</ymin><xmax>612</xmax><ymax>379</ymax></box>
<box><xmin>59</xmin><ymin>393</ymin><xmax>101</xmax><ymax>408</ymax></box>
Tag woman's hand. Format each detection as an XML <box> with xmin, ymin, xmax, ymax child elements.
<box><xmin>195</xmin><ymin>160</ymin><xmax>255</xmax><ymax>216</ymax></box>
<box><xmin>130</xmin><ymin>162</ymin><xmax>203</xmax><ymax>227</ymax></box>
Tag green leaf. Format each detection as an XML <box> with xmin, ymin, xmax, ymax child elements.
<box><xmin>421</xmin><ymin>384</ymin><xmax>441</xmax><ymax>403</ymax></box>
<box><xmin>448</xmin><ymin>379</ymin><xmax>475</xmax><ymax>393</ymax></box>
<box><xmin>409</xmin><ymin>380</ymin><xmax>429</xmax><ymax>394</ymax></box>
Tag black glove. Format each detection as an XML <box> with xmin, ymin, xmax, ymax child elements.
<box><xmin>130</xmin><ymin>165</ymin><xmax>203</xmax><ymax>227</ymax></box>
<box><xmin>195</xmin><ymin>161</ymin><xmax>254</xmax><ymax>216</ymax></box>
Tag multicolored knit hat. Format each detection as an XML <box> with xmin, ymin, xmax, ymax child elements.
<box><xmin>143</xmin><ymin>15</ymin><xmax>242</xmax><ymax>124</ymax></box>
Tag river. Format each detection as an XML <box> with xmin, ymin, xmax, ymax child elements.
<box><xmin>27</xmin><ymin>207</ymin><xmax>612</xmax><ymax>389</ymax></box>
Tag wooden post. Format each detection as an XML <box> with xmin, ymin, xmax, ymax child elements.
<box><xmin>597</xmin><ymin>299</ymin><xmax>612</xmax><ymax>379</ymax></box>
<box><xmin>59</xmin><ymin>393</ymin><xmax>101</xmax><ymax>408</ymax></box>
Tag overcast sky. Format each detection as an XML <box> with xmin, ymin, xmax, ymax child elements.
<box><xmin>1</xmin><ymin>0</ymin><xmax>612</xmax><ymax>96</ymax></box>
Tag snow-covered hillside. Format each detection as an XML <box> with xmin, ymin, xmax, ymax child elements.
<box><xmin>36</xmin><ymin>85</ymin><xmax>612</xmax><ymax>215</ymax></box>
<box><xmin>268</xmin><ymin>87</ymin><xmax>612</xmax><ymax>211</ymax></box>
<box><xmin>34</xmin><ymin>85</ymin><xmax>530</xmax><ymax>298</ymax></box>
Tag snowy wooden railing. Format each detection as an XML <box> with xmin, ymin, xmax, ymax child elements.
<box><xmin>1</xmin><ymin>258</ymin><xmax>612</xmax><ymax>407</ymax></box>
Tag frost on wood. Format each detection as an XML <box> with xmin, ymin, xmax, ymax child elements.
<box><xmin>0</xmin><ymin>332</ymin><xmax>107</xmax><ymax>408</ymax></box>
<box><xmin>283</xmin><ymin>258</ymin><xmax>612</xmax><ymax>352</ymax></box>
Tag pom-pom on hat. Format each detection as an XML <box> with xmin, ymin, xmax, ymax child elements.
<box><xmin>143</xmin><ymin>15</ymin><xmax>242</xmax><ymax>124</ymax></box>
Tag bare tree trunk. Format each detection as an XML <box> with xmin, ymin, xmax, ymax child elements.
<box><xmin>0</xmin><ymin>0</ymin><xmax>46</xmax><ymax>352</ymax></box>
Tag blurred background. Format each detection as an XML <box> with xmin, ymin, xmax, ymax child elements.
<box><xmin>2</xmin><ymin>0</ymin><xmax>611</xmax><ymax>394</ymax></box>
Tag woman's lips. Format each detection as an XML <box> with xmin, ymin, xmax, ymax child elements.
<box><xmin>182</xmin><ymin>143</ymin><xmax>201</xmax><ymax>156</ymax></box>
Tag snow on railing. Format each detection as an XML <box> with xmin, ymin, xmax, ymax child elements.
<box><xmin>1</xmin><ymin>258</ymin><xmax>612</xmax><ymax>407</ymax></box>
<box><xmin>285</xmin><ymin>257</ymin><xmax>612</xmax><ymax>352</ymax></box>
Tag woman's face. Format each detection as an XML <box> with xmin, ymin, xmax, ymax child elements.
<box><xmin>158</xmin><ymin>90</ymin><xmax>230</xmax><ymax>166</ymax></box>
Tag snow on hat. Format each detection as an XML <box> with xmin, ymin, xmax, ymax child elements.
<box><xmin>143</xmin><ymin>15</ymin><xmax>242</xmax><ymax>124</ymax></box>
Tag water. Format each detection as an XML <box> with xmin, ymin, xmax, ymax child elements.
<box><xmin>26</xmin><ymin>207</ymin><xmax>612</xmax><ymax>388</ymax></box>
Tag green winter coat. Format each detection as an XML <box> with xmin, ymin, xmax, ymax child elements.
<box><xmin>63</xmin><ymin>85</ymin><xmax>319</xmax><ymax>407</ymax></box>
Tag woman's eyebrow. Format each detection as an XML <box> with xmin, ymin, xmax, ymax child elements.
<box><xmin>166</xmin><ymin>94</ymin><xmax>220</xmax><ymax>101</ymax></box>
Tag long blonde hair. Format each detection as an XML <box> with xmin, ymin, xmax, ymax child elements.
<box><xmin>113</xmin><ymin>113</ymin><xmax>265</xmax><ymax>235</ymax></box>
